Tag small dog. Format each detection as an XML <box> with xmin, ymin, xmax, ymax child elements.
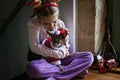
<box><xmin>41</xmin><ymin>28</ymin><xmax>69</xmax><ymax>71</ymax></box>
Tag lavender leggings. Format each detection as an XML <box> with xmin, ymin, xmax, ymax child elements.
<box><xmin>26</xmin><ymin>51</ymin><xmax>94</xmax><ymax>80</ymax></box>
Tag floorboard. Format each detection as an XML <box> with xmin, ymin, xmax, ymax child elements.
<box><xmin>11</xmin><ymin>68</ymin><xmax>120</xmax><ymax>80</ymax></box>
<box><xmin>72</xmin><ymin>69</ymin><xmax>120</xmax><ymax>80</ymax></box>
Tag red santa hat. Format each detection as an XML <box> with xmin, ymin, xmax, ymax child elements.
<box><xmin>41</xmin><ymin>37</ymin><xmax>52</xmax><ymax>48</ymax></box>
<box><xmin>55</xmin><ymin>29</ymin><xmax>68</xmax><ymax>36</ymax></box>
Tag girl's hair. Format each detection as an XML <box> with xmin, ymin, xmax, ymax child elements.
<box><xmin>26</xmin><ymin>0</ymin><xmax>59</xmax><ymax>18</ymax></box>
<box><xmin>37</xmin><ymin>5</ymin><xmax>58</xmax><ymax>17</ymax></box>
<box><xmin>35</xmin><ymin>0</ymin><xmax>59</xmax><ymax>18</ymax></box>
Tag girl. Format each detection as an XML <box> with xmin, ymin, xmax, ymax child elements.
<box><xmin>26</xmin><ymin>0</ymin><xmax>94</xmax><ymax>80</ymax></box>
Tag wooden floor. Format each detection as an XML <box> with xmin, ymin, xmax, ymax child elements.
<box><xmin>11</xmin><ymin>68</ymin><xmax>120</xmax><ymax>80</ymax></box>
<box><xmin>72</xmin><ymin>69</ymin><xmax>120</xmax><ymax>80</ymax></box>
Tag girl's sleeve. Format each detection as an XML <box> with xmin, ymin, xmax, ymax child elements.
<box><xmin>27</xmin><ymin>19</ymin><xmax>69</xmax><ymax>59</ymax></box>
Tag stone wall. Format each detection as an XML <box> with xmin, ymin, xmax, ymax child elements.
<box><xmin>76</xmin><ymin>0</ymin><xmax>106</xmax><ymax>54</ymax></box>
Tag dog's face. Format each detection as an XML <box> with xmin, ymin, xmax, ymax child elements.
<box><xmin>47</xmin><ymin>30</ymin><xmax>68</xmax><ymax>47</ymax></box>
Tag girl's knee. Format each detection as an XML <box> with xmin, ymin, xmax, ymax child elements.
<box><xmin>76</xmin><ymin>51</ymin><xmax>94</xmax><ymax>66</ymax></box>
<box><xmin>86</xmin><ymin>51</ymin><xmax>94</xmax><ymax>66</ymax></box>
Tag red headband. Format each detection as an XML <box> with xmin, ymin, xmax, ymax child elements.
<box><xmin>41</xmin><ymin>3</ymin><xmax>58</xmax><ymax>8</ymax></box>
<box><xmin>24</xmin><ymin>1</ymin><xmax>58</xmax><ymax>12</ymax></box>
<box><xmin>34</xmin><ymin>3</ymin><xmax>58</xmax><ymax>12</ymax></box>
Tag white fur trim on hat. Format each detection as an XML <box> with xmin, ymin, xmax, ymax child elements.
<box><xmin>41</xmin><ymin>39</ymin><xmax>47</xmax><ymax>45</ymax></box>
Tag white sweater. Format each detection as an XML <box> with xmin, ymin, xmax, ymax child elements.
<box><xmin>27</xmin><ymin>17</ymin><xmax>70</xmax><ymax>59</ymax></box>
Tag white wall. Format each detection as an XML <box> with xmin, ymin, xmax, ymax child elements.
<box><xmin>59</xmin><ymin>0</ymin><xmax>75</xmax><ymax>53</ymax></box>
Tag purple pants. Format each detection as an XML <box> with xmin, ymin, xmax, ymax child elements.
<box><xmin>26</xmin><ymin>51</ymin><xmax>94</xmax><ymax>80</ymax></box>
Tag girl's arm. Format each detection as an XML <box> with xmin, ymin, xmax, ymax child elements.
<box><xmin>28</xmin><ymin>18</ymin><xmax>69</xmax><ymax>59</ymax></box>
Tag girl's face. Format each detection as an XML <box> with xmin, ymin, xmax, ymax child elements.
<box><xmin>38</xmin><ymin>13</ymin><xmax>59</xmax><ymax>31</ymax></box>
<box><xmin>43</xmin><ymin>20</ymin><xmax>57</xmax><ymax>31</ymax></box>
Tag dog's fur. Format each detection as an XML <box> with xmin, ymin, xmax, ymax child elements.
<box><xmin>45</xmin><ymin>29</ymin><xmax>68</xmax><ymax>71</ymax></box>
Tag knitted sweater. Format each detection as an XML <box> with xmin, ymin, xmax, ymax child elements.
<box><xmin>27</xmin><ymin>17</ymin><xmax>70</xmax><ymax>59</ymax></box>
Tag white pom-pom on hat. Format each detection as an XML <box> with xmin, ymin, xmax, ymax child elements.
<box><xmin>55</xmin><ymin>30</ymin><xmax>60</xmax><ymax>35</ymax></box>
<box><xmin>55</xmin><ymin>29</ymin><xmax>68</xmax><ymax>35</ymax></box>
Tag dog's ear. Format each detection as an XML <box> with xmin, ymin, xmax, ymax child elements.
<box><xmin>64</xmin><ymin>30</ymin><xmax>68</xmax><ymax>36</ymax></box>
